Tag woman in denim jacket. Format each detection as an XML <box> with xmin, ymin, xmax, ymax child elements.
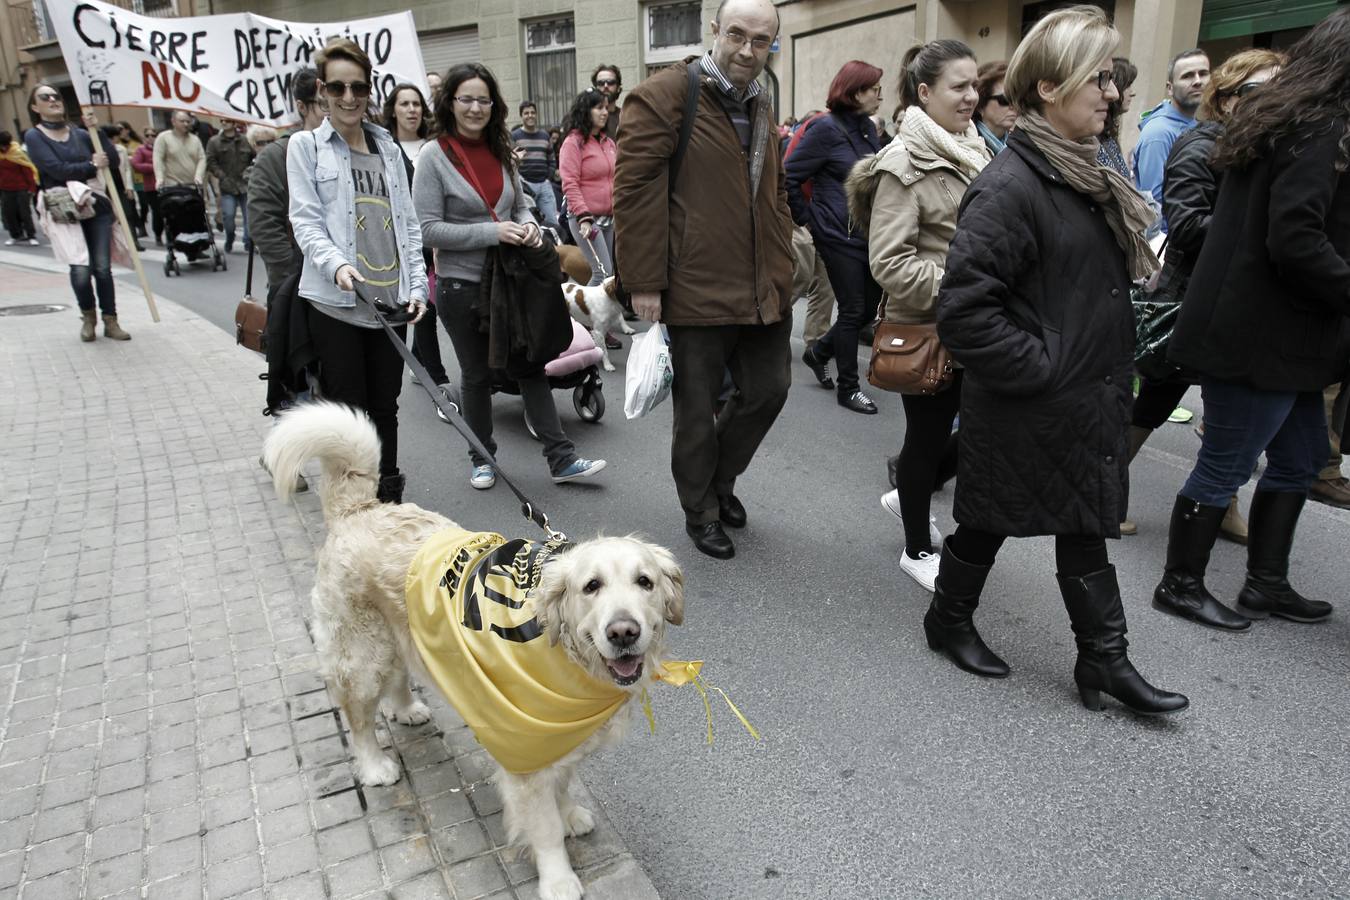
<box><xmin>287</xmin><ymin>38</ymin><xmax>428</xmax><ymax>504</ymax></box>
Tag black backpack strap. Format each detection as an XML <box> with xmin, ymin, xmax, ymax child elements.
<box><xmin>669</xmin><ymin>61</ymin><xmax>701</xmax><ymax>190</ymax></box>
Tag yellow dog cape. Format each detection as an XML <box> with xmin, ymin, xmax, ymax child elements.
<box><xmin>406</xmin><ymin>528</ymin><xmax>760</xmax><ymax>775</ymax></box>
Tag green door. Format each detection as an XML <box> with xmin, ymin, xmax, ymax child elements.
<box><xmin>1199</xmin><ymin>0</ymin><xmax>1347</xmax><ymax>40</ymax></box>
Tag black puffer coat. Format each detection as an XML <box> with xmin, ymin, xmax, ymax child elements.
<box><xmin>1168</xmin><ymin>120</ymin><xmax>1350</xmax><ymax>391</ymax></box>
<box><xmin>1153</xmin><ymin>120</ymin><xmax>1223</xmax><ymax>304</ymax></box>
<box><xmin>937</xmin><ymin>129</ymin><xmax>1134</xmax><ymax>538</ymax></box>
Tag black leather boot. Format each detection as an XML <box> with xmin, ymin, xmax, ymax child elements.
<box><xmin>1236</xmin><ymin>490</ymin><xmax>1333</xmax><ymax>622</ymax></box>
<box><xmin>376</xmin><ymin>473</ymin><xmax>405</xmax><ymax>504</ymax></box>
<box><xmin>1152</xmin><ymin>495</ymin><xmax>1251</xmax><ymax>630</ymax></box>
<box><xmin>1060</xmin><ymin>566</ymin><xmax>1188</xmax><ymax>715</ymax></box>
<box><xmin>923</xmin><ymin>540</ymin><xmax>1010</xmax><ymax>678</ymax></box>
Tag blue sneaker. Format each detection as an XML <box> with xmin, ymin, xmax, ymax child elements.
<box><xmin>470</xmin><ymin>464</ymin><xmax>496</xmax><ymax>490</ymax></box>
<box><xmin>551</xmin><ymin>458</ymin><xmax>607</xmax><ymax>484</ymax></box>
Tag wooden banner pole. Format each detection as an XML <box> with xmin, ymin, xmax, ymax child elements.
<box><xmin>85</xmin><ymin>110</ymin><xmax>159</xmax><ymax>323</ymax></box>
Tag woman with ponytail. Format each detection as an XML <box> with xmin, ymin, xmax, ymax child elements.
<box><xmin>858</xmin><ymin>40</ymin><xmax>989</xmax><ymax>592</ymax></box>
<box><xmin>787</xmin><ymin>60</ymin><xmax>885</xmax><ymax>415</ymax></box>
<box><xmin>928</xmin><ymin>6</ymin><xmax>1187</xmax><ymax>716</ymax></box>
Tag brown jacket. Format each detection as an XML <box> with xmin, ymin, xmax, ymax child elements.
<box><xmin>613</xmin><ymin>60</ymin><xmax>794</xmax><ymax>326</ymax></box>
<box><xmin>853</xmin><ymin>138</ymin><xmax>976</xmax><ymax>325</ymax></box>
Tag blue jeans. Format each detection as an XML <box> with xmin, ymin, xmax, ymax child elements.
<box><xmin>523</xmin><ymin>178</ymin><xmax>558</xmax><ymax>230</ymax></box>
<box><xmin>71</xmin><ymin>200</ymin><xmax>116</xmax><ymax>315</ymax></box>
<box><xmin>1181</xmin><ymin>379</ymin><xmax>1327</xmax><ymax>506</ymax></box>
<box><xmin>219</xmin><ymin>192</ymin><xmax>248</xmax><ymax>249</ymax></box>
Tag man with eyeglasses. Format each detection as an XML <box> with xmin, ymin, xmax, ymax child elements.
<box><xmin>614</xmin><ymin>0</ymin><xmax>794</xmax><ymax>560</ymax></box>
<box><xmin>591</xmin><ymin>64</ymin><xmax>623</xmax><ymax>140</ymax></box>
<box><xmin>1132</xmin><ymin>48</ymin><xmax>1210</xmax><ymax>231</ymax></box>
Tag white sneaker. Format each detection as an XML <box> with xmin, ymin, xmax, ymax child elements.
<box><xmin>28</xmin><ymin>238</ymin><xmax>39</xmax><ymax>246</ymax></box>
<box><xmin>3</xmin><ymin>239</ymin><xmax>13</xmax><ymax>246</ymax></box>
<box><xmin>880</xmin><ymin>489</ymin><xmax>942</xmax><ymax>546</ymax></box>
<box><xmin>898</xmin><ymin>549</ymin><xmax>941</xmax><ymax>592</ymax></box>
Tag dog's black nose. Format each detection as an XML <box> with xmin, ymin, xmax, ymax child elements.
<box><xmin>606</xmin><ymin>619</ymin><xmax>641</xmax><ymax>647</ymax></box>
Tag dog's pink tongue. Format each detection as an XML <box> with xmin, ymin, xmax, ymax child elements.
<box><xmin>610</xmin><ymin>656</ymin><xmax>641</xmax><ymax>677</ymax></box>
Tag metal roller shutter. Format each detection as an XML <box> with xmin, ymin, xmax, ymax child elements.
<box><xmin>420</xmin><ymin>28</ymin><xmax>481</xmax><ymax>80</ymax></box>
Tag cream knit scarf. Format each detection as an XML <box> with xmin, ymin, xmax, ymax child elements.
<box><xmin>1015</xmin><ymin>110</ymin><xmax>1160</xmax><ymax>280</ymax></box>
<box><xmin>898</xmin><ymin>106</ymin><xmax>991</xmax><ymax>182</ymax></box>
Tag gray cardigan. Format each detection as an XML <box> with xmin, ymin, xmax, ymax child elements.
<box><xmin>413</xmin><ymin>140</ymin><xmax>535</xmax><ymax>282</ymax></box>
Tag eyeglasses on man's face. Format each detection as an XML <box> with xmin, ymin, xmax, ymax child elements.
<box><xmin>322</xmin><ymin>80</ymin><xmax>372</xmax><ymax>99</ymax></box>
<box><xmin>454</xmin><ymin>96</ymin><xmax>493</xmax><ymax>109</ymax></box>
<box><xmin>720</xmin><ymin>28</ymin><xmax>773</xmax><ymax>52</ymax></box>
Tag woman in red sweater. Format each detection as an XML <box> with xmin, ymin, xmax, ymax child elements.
<box><xmin>559</xmin><ymin>89</ymin><xmax>616</xmax><ymax>286</ymax></box>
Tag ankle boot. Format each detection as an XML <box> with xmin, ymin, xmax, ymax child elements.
<box><xmin>1152</xmin><ymin>495</ymin><xmax>1251</xmax><ymax>630</ymax></box>
<box><xmin>923</xmin><ymin>539</ymin><xmax>1010</xmax><ymax>678</ymax></box>
<box><xmin>102</xmin><ymin>315</ymin><xmax>131</xmax><ymax>341</ymax></box>
<box><xmin>1236</xmin><ymin>490</ymin><xmax>1332</xmax><ymax>622</ymax></box>
<box><xmin>1218</xmin><ymin>495</ymin><xmax>1248</xmax><ymax>545</ymax></box>
<box><xmin>1119</xmin><ymin>426</ymin><xmax>1154</xmax><ymax>535</ymax></box>
<box><xmin>1060</xmin><ymin>566</ymin><xmax>1189</xmax><ymax>715</ymax></box>
<box><xmin>376</xmin><ymin>472</ymin><xmax>405</xmax><ymax>504</ymax></box>
<box><xmin>80</xmin><ymin>309</ymin><xmax>97</xmax><ymax>342</ymax></box>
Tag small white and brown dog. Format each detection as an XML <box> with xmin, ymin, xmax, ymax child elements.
<box><xmin>562</xmin><ymin>276</ymin><xmax>635</xmax><ymax>372</ymax></box>
<box><xmin>262</xmin><ymin>402</ymin><xmax>684</xmax><ymax>900</ymax></box>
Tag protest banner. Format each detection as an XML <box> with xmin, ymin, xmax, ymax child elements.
<box><xmin>45</xmin><ymin>0</ymin><xmax>430</xmax><ymax>127</ymax></box>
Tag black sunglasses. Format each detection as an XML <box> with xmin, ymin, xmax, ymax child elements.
<box><xmin>1234</xmin><ymin>81</ymin><xmax>1264</xmax><ymax>98</ymax></box>
<box><xmin>989</xmin><ymin>93</ymin><xmax>1010</xmax><ymax>106</ymax></box>
<box><xmin>322</xmin><ymin>80</ymin><xmax>372</xmax><ymax>99</ymax></box>
<box><xmin>594</xmin><ymin>78</ymin><xmax>618</xmax><ymax>87</ymax></box>
<box><xmin>35</xmin><ymin>91</ymin><xmax>61</xmax><ymax>101</ymax></box>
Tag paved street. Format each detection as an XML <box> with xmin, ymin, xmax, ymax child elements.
<box><xmin>2</xmin><ymin>245</ymin><xmax>1349</xmax><ymax>900</ymax></box>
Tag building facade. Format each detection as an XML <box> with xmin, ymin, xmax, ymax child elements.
<box><xmin>2</xmin><ymin>0</ymin><xmax>1343</xmax><ymax>147</ymax></box>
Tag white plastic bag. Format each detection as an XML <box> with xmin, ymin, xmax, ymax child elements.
<box><xmin>624</xmin><ymin>325</ymin><xmax>674</xmax><ymax>419</ymax></box>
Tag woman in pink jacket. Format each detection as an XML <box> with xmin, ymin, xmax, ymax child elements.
<box><xmin>559</xmin><ymin>89</ymin><xmax>616</xmax><ymax>286</ymax></box>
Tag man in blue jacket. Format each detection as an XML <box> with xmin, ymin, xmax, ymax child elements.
<box><xmin>1132</xmin><ymin>49</ymin><xmax>1209</xmax><ymax>230</ymax></box>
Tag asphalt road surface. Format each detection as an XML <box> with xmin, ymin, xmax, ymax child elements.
<box><xmin>24</xmin><ymin>242</ymin><xmax>1349</xmax><ymax>899</ymax></box>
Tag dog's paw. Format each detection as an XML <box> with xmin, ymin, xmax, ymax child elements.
<box><xmin>602</xmin><ymin>361</ymin><xmax>616</xmax><ymax>372</ymax></box>
<box><xmin>356</xmin><ymin>755</ymin><xmax>402</xmax><ymax>786</ymax></box>
<box><xmin>391</xmin><ymin>701</ymin><xmax>432</xmax><ymax>726</ymax></box>
<box><xmin>538</xmin><ymin>871</ymin><xmax>584</xmax><ymax>900</ymax></box>
<box><xmin>620</xmin><ymin>324</ymin><xmax>636</xmax><ymax>335</ymax></box>
<box><xmin>563</xmin><ymin>805</ymin><xmax>595</xmax><ymax>837</ymax></box>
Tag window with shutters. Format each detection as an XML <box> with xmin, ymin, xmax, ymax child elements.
<box><xmin>524</xmin><ymin>16</ymin><xmax>577</xmax><ymax>130</ymax></box>
<box><xmin>645</xmin><ymin>1</ymin><xmax>703</xmax><ymax>69</ymax></box>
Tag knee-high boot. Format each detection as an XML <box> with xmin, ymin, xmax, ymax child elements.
<box><xmin>1060</xmin><ymin>566</ymin><xmax>1189</xmax><ymax>715</ymax></box>
<box><xmin>1235</xmin><ymin>490</ymin><xmax>1332</xmax><ymax>622</ymax></box>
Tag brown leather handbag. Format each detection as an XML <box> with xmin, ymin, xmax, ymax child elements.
<box><xmin>235</xmin><ymin>246</ymin><xmax>267</xmax><ymax>354</ymax></box>
<box><xmin>866</xmin><ymin>321</ymin><xmax>954</xmax><ymax>395</ymax></box>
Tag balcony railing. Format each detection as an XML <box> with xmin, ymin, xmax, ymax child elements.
<box><xmin>8</xmin><ymin>0</ymin><xmax>179</xmax><ymax>50</ymax></box>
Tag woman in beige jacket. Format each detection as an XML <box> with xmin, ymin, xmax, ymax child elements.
<box><xmin>862</xmin><ymin>40</ymin><xmax>990</xmax><ymax>591</ymax></box>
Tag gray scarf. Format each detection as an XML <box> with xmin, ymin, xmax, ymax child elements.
<box><xmin>1016</xmin><ymin>110</ymin><xmax>1159</xmax><ymax>281</ymax></box>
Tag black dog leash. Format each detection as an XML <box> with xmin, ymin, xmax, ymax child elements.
<box><xmin>352</xmin><ymin>284</ymin><xmax>566</xmax><ymax>541</ymax></box>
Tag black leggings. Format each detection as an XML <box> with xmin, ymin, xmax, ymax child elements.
<box><xmin>1132</xmin><ymin>376</ymin><xmax>1190</xmax><ymax>430</ymax></box>
<box><xmin>813</xmin><ymin>242</ymin><xmax>882</xmax><ymax>396</ymax></box>
<box><xmin>898</xmin><ymin>370</ymin><xmax>962</xmax><ymax>555</ymax></box>
<box><xmin>948</xmin><ymin>526</ymin><xmax>1109</xmax><ymax>579</ymax></box>
<box><xmin>306</xmin><ymin>303</ymin><xmax>407</xmax><ymax>478</ymax></box>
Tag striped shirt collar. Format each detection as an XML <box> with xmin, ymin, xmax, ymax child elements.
<box><xmin>699</xmin><ymin>52</ymin><xmax>763</xmax><ymax>102</ymax></box>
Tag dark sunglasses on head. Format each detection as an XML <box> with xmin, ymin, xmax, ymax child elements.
<box><xmin>1234</xmin><ymin>81</ymin><xmax>1264</xmax><ymax>98</ymax></box>
<box><xmin>989</xmin><ymin>93</ymin><xmax>1010</xmax><ymax>106</ymax></box>
<box><xmin>322</xmin><ymin>80</ymin><xmax>372</xmax><ymax>99</ymax></box>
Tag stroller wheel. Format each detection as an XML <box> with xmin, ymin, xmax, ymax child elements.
<box><xmin>574</xmin><ymin>385</ymin><xmax>605</xmax><ymax>423</ymax></box>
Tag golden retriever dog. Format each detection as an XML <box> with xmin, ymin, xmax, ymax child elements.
<box><xmin>262</xmin><ymin>402</ymin><xmax>684</xmax><ymax>900</ymax></box>
<box><xmin>562</xmin><ymin>276</ymin><xmax>636</xmax><ymax>372</ymax></box>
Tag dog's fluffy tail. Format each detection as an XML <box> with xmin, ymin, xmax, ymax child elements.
<box><xmin>262</xmin><ymin>402</ymin><xmax>380</xmax><ymax>519</ymax></box>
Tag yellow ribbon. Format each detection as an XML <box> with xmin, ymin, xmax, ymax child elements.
<box><xmin>648</xmin><ymin>660</ymin><xmax>762</xmax><ymax>744</ymax></box>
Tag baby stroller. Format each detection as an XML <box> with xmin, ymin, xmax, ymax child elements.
<box><xmin>443</xmin><ymin>320</ymin><xmax>606</xmax><ymax>439</ymax></box>
<box><xmin>159</xmin><ymin>184</ymin><xmax>225</xmax><ymax>276</ymax></box>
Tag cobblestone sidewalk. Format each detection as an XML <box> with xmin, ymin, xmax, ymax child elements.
<box><xmin>0</xmin><ymin>262</ymin><xmax>658</xmax><ymax>900</ymax></box>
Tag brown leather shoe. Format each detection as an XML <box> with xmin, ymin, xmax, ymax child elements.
<box><xmin>1310</xmin><ymin>476</ymin><xmax>1350</xmax><ymax>510</ymax></box>
<box><xmin>80</xmin><ymin>309</ymin><xmax>96</xmax><ymax>342</ymax></box>
<box><xmin>103</xmin><ymin>315</ymin><xmax>131</xmax><ymax>341</ymax></box>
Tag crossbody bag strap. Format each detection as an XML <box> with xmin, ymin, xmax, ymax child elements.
<box><xmin>669</xmin><ymin>62</ymin><xmax>701</xmax><ymax>190</ymax></box>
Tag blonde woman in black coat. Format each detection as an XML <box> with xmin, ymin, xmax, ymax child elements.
<box><xmin>929</xmin><ymin>6</ymin><xmax>1187</xmax><ymax>715</ymax></box>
